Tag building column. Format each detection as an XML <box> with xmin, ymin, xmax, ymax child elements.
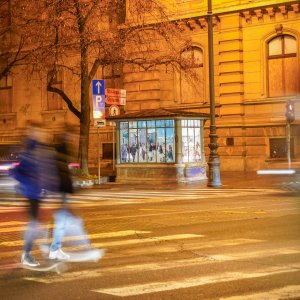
<box><xmin>175</xmin><ymin>120</ymin><xmax>183</xmax><ymax>164</ymax></box>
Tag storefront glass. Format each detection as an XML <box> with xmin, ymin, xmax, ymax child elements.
<box><xmin>120</xmin><ymin>120</ymin><xmax>175</xmax><ymax>163</ymax></box>
<box><xmin>181</xmin><ymin>120</ymin><xmax>202</xmax><ymax>163</ymax></box>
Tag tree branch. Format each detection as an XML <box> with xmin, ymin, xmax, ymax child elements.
<box><xmin>47</xmin><ymin>80</ymin><xmax>81</xmax><ymax>119</ymax></box>
<box><xmin>82</xmin><ymin>0</ymin><xmax>102</xmax><ymax>26</ymax></box>
<box><xmin>0</xmin><ymin>36</ymin><xmax>31</xmax><ymax>80</ymax></box>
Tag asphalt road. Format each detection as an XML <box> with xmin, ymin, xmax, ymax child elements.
<box><xmin>0</xmin><ymin>182</ymin><xmax>300</xmax><ymax>300</ymax></box>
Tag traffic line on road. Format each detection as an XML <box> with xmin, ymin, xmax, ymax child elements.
<box><xmin>23</xmin><ymin>246</ymin><xmax>300</xmax><ymax>284</ymax></box>
<box><xmin>222</xmin><ymin>210</ymin><xmax>266</xmax><ymax>215</ymax></box>
<box><xmin>0</xmin><ymin>188</ymin><xmax>285</xmax><ymax>211</ymax></box>
<box><xmin>91</xmin><ymin>234</ymin><xmax>204</xmax><ymax>248</ymax></box>
<box><xmin>0</xmin><ymin>221</ymin><xmax>27</xmax><ymax>227</ymax></box>
<box><xmin>0</xmin><ymin>207</ymin><xmax>25</xmax><ymax>213</ymax></box>
<box><xmin>0</xmin><ymin>223</ymin><xmax>53</xmax><ymax>234</ymax></box>
<box><xmin>1</xmin><ymin>237</ymin><xmax>264</xmax><ymax>258</ymax></box>
<box><xmin>112</xmin><ymin>238</ymin><xmax>266</xmax><ymax>258</ymax></box>
<box><xmin>0</xmin><ymin>230</ymin><xmax>151</xmax><ymax>247</ymax></box>
<box><xmin>92</xmin><ymin>263</ymin><xmax>300</xmax><ymax>297</ymax></box>
<box><xmin>220</xmin><ymin>285</ymin><xmax>300</xmax><ymax>299</ymax></box>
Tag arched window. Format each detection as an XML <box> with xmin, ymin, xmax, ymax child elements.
<box><xmin>267</xmin><ymin>35</ymin><xmax>298</xmax><ymax>97</ymax></box>
<box><xmin>180</xmin><ymin>47</ymin><xmax>204</xmax><ymax>104</ymax></box>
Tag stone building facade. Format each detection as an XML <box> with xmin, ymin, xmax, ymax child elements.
<box><xmin>0</xmin><ymin>0</ymin><xmax>299</xmax><ymax>178</ymax></box>
<box><xmin>122</xmin><ymin>0</ymin><xmax>300</xmax><ymax>173</ymax></box>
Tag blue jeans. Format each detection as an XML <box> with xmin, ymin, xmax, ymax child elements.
<box><xmin>50</xmin><ymin>206</ymin><xmax>91</xmax><ymax>251</ymax></box>
<box><xmin>50</xmin><ymin>193</ymin><xmax>68</xmax><ymax>251</ymax></box>
<box><xmin>50</xmin><ymin>208</ymin><xmax>69</xmax><ymax>251</ymax></box>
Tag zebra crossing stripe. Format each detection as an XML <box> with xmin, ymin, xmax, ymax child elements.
<box><xmin>111</xmin><ymin>238</ymin><xmax>265</xmax><ymax>259</ymax></box>
<box><xmin>220</xmin><ymin>285</ymin><xmax>300</xmax><ymax>300</ymax></box>
<box><xmin>0</xmin><ymin>188</ymin><xmax>284</xmax><ymax>208</ymax></box>
<box><xmin>0</xmin><ymin>221</ymin><xmax>27</xmax><ymax>227</ymax></box>
<box><xmin>92</xmin><ymin>263</ymin><xmax>300</xmax><ymax>297</ymax></box>
<box><xmin>23</xmin><ymin>247</ymin><xmax>300</xmax><ymax>284</ymax></box>
<box><xmin>0</xmin><ymin>237</ymin><xmax>262</xmax><ymax>260</ymax></box>
<box><xmin>0</xmin><ymin>224</ymin><xmax>53</xmax><ymax>234</ymax></box>
<box><xmin>0</xmin><ymin>230</ymin><xmax>151</xmax><ymax>247</ymax></box>
<box><xmin>91</xmin><ymin>234</ymin><xmax>204</xmax><ymax>248</ymax></box>
<box><xmin>0</xmin><ymin>208</ymin><xmax>24</xmax><ymax>213</ymax></box>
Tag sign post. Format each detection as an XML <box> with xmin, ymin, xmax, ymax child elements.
<box><xmin>92</xmin><ymin>79</ymin><xmax>106</xmax><ymax>125</ymax></box>
<box><xmin>285</xmin><ymin>100</ymin><xmax>295</xmax><ymax>169</ymax></box>
<box><xmin>97</xmin><ymin>127</ymin><xmax>101</xmax><ymax>184</ymax></box>
<box><xmin>92</xmin><ymin>79</ymin><xmax>105</xmax><ymax>184</ymax></box>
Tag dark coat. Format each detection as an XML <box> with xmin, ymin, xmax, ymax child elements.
<box><xmin>56</xmin><ymin>142</ymin><xmax>73</xmax><ymax>194</ymax></box>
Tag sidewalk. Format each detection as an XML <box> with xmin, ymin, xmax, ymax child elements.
<box><xmin>220</xmin><ymin>171</ymin><xmax>297</xmax><ymax>189</ymax></box>
<box><xmin>90</xmin><ymin>171</ymin><xmax>299</xmax><ymax>190</ymax></box>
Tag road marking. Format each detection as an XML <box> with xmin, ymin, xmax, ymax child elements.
<box><xmin>0</xmin><ymin>238</ymin><xmax>263</xmax><ymax>259</ymax></box>
<box><xmin>220</xmin><ymin>285</ymin><xmax>300</xmax><ymax>299</ymax></box>
<box><xmin>0</xmin><ymin>207</ymin><xmax>25</xmax><ymax>213</ymax></box>
<box><xmin>23</xmin><ymin>247</ymin><xmax>300</xmax><ymax>284</ymax></box>
<box><xmin>0</xmin><ymin>230</ymin><xmax>151</xmax><ymax>247</ymax></box>
<box><xmin>139</xmin><ymin>208</ymin><xmax>177</xmax><ymax>212</ymax></box>
<box><xmin>92</xmin><ymin>263</ymin><xmax>300</xmax><ymax>297</ymax></box>
<box><xmin>112</xmin><ymin>238</ymin><xmax>265</xmax><ymax>258</ymax></box>
<box><xmin>0</xmin><ymin>224</ymin><xmax>53</xmax><ymax>234</ymax></box>
<box><xmin>222</xmin><ymin>210</ymin><xmax>266</xmax><ymax>214</ymax></box>
<box><xmin>0</xmin><ymin>188</ymin><xmax>285</xmax><ymax>210</ymax></box>
<box><xmin>0</xmin><ymin>221</ymin><xmax>27</xmax><ymax>227</ymax></box>
<box><xmin>91</xmin><ymin>234</ymin><xmax>204</xmax><ymax>248</ymax></box>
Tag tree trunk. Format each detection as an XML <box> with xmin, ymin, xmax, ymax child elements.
<box><xmin>78</xmin><ymin>47</ymin><xmax>91</xmax><ymax>175</ymax></box>
<box><xmin>78</xmin><ymin>109</ymin><xmax>90</xmax><ymax>175</ymax></box>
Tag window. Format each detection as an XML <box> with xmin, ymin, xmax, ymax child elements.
<box><xmin>0</xmin><ymin>76</ymin><xmax>12</xmax><ymax>114</ymax></box>
<box><xmin>120</xmin><ymin>120</ymin><xmax>175</xmax><ymax>163</ymax></box>
<box><xmin>181</xmin><ymin>120</ymin><xmax>202</xmax><ymax>163</ymax></box>
<box><xmin>47</xmin><ymin>69</ymin><xmax>63</xmax><ymax>110</ymax></box>
<box><xmin>116</xmin><ymin>0</ymin><xmax>126</xmax><ymax>24</ymax></box>
<box><xmin>102</xmin><ymin>143</ymin><xmax>115</xmax><ymax>159</ymax></box>
<box><xmin>267</xmin><ymin>35</ymin><xmax>298</xmax><ymax>97</ymax></box>
<box><xmin>103</xmin><ymin>63</ymin><xmax>122</xmax><ymax>89</ymax></box>
<box><xmin>180</xmin><ymin>47</ymin><xmax>204</xmax><ymax>104</ymax></box>
<box><xmin>269</xmin><ymin>138</ymin><xmax>294</xmax><ymax>159</ymax></box>
<box><xmin>226</xmin><ymin>137</ymin><xmax>234</xmax><ymax>146</ymax></box>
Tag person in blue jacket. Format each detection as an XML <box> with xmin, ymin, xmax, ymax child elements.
<box><xmin>13</xmin><ymin>123</ymin><xmax>58</xmax><ymax>266</ymax></box>
<box><xmin>13</xmin><ymin>125</ymin><xmax>42</xmax><ymax>266</ymax></box>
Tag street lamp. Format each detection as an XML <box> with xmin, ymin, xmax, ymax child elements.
<box><xmin>285</xmin><ymin>100</ymin><xmax>295</xmax><ymax>169</ymax></box>
<box><xmin>207</xmin><ymin>0</ymin><xmax>222</xmax><ymax>187</ymax></box>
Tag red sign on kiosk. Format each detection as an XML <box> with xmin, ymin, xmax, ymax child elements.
<box><xmin>105</xmin><ymin>88</ymin><xmax>126</xmax><ymax>105</ymax></box>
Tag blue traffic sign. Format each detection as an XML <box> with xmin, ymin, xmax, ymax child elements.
<box><xmin>92</xmin><ymin>95</ymin><xmax>105</xmax><ymax>109</ymax></box>
<box><xmin>92</xmin><ymin>80</ymin><xmax>105</xmax><ymax>95</ymax></box>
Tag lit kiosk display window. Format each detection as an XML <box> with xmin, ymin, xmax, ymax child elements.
<box><xmin>107</xmin><ymin>109</ymin><xmax>209</xmax><ymax>183</ymax></box>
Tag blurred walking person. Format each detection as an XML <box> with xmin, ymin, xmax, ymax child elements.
<box><xmin>12</xmin><ymin>123</ymin><xmax>45</xmax><ymax>266</ymax></box>
<box><xmin>48</xmin><ymin>131</ymin><xmax>74</xmax><ymax>260</ymax></box>
<box><xmin>47</xmin><ymin>128</ymin><xmax>105</xmax><ymax>262</ymax></box>
<box><xmin>12</xmin><ymin>122</ymin><xmax>60</xmax><ymax>266</ymax></box>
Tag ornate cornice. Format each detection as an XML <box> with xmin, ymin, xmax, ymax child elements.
<box><xmin>174</xmin><ymin>16</ymin><xmax>220</xmax><ymax>32</ymax></box>
<box><xmin>241</xmin><ymin>3</ymin><xmax>299</xmax><ymax>24</ymax></box>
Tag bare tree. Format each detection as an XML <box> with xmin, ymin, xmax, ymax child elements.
<box><xmin>0</xmin><ymin>0</ymin><xmax>31</xmax><ymax>80</ymax></box>
<box><xmin>12</xmin><ymin>0</ymin><xmax>195</xmax><ymax>174</ymax></box>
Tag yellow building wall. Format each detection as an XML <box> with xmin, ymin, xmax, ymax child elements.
<box><xmin>124</xmin><ymin>0</ymin><xmax>300</xmax><ymax>172</ymax></box>
<box><xmin>2</xmin><ymin>0</ymin><xmax>300</xmax><ymax>175</ymax></box>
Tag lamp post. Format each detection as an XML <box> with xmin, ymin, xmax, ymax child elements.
<box><xmin>207</xmin><ymin>0</ymin><xmax>222</xmax><ymax>187</ymax></box>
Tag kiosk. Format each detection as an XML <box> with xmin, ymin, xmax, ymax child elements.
<box><xmin>107</xmin><ymin>108</ymin><xmax>210</xmax><ymax>183</ymax></box>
